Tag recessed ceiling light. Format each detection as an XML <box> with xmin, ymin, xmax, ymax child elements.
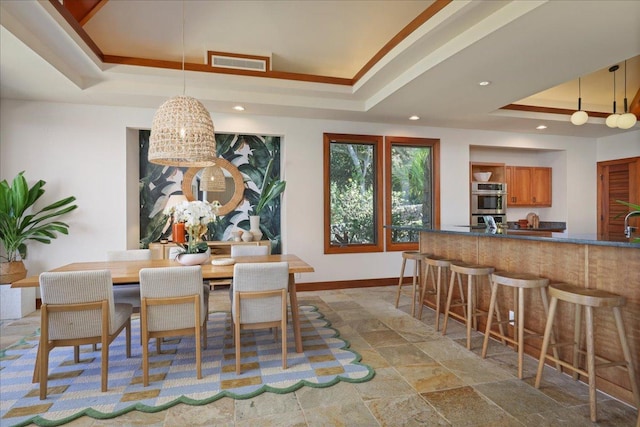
<box><xmin>536</xmin><ymin>125</ymin><xmax>547</xmax><ymax>130</ymax></box>
<box><xmin>478</xmin><ymin>81</ymin><xmax>491</xmax><ymax>86</ymax></box>
<box><xmin>233</xmin><ymin>105</ymin><xmax>245</xmax><ymax>111</ymax></box>
<box><xmin>409</xmin><ymin>115</ymin><xmax>420</xmax><ymax>121</ymax></box>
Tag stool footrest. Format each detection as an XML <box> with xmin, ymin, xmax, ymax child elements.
<box><xmin>596</xmin><ymin>361</ymin><xmax>628</xmax><ymax>370</ymax></box>
<box><xmin>542</xmin><ymin>355</ymin><xmax>588</xmax><ymax>377</ymax></box>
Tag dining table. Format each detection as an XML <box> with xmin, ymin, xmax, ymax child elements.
<box><xmin>11</xmin><ymin>254</ymin><xmax>315</xmax><ymax>353</ymax></box>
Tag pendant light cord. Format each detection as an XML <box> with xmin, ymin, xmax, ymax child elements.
<box><xmin>182</xmin><ymin>0</ymin><xmax>185</xmax><ymax>96</ymax></box>
<box><xmin>623</xmin><ymin>60</ymin><xmax>628</xmax><ymax>113</ymax></box>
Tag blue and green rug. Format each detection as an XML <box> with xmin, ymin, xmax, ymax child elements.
<box><xmin>0</xmin><ymin>305</ymin><xmax>374</xmax><ymax>426</ymax></box>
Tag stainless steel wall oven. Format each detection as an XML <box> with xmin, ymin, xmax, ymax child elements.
<box><xmin>471</xmin><ymin>182</ymin><xmax>507</xmax><ymax>215</ymax></box>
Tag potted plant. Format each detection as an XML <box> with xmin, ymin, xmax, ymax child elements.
<box><xmin>249</xmin><ymin>158</ymin><xmax>286</xmax><ymax>241</ymax></box>
<box><xmin>0</xmin><ymin>171</ymin><xmax>78</xmax><ymax>283</ymax></box>
<box><xmin>164</xmin><ymin>200</ymin><xmax>217</xmax><ymax>265</ymax></box>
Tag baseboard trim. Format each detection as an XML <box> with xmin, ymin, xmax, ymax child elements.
<box><xmin>296</xmin><ymin>277</ymin><xmax>402</xmax><ymax>291</ymax></box>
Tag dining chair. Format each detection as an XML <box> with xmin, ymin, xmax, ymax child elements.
<box><xmin>138</xmin><ymin>265</ymin><xmax>208</xmax><ymax>386</ymax></box>
<box><xmin>230</xmin><ymin>244</ymin><xmax>270</xmax><ymax>257</ymax></box>
<box><xmin>232</xmin><ymin>261</ymin><xmax>289</xmax><ymax>374</ymax></box>
<box><xmin>107</xmin><ymin>249</ymin><xmax>152</xmax><ymax>311</ymax></box>
<box><xmin>34</xmin><ymin>269</ymin><xmax>133</xmax><ymax>400</ymax></box>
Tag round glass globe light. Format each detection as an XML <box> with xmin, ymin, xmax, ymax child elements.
<box><xmin>617</xmin><ymin>113</ymin><xmax>637</xmax><ymax>130</ymax></box>
<box><xmin>605</xmin><ymin>113</ymin><xmax>620</xmax><ymax>128</ymax></box>
<box><xmin>570</xmin><ymin>110</ymin><xmax>588</xmax><ymax>125</ymax></box>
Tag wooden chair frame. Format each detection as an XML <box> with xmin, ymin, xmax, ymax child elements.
<box><xmin>140</xmin><ymin>294</ymin><xmax>207</xmax><ymax>387</ymax></box>
<box><xmin>34</xmin><ymin>299</ymin><xmax>132</xmax><ymax>400</ymax></box>
<box><xmin>233</xmin><ymin>288</ymin><xmax>288</xmax><ymax>375</ymax></box>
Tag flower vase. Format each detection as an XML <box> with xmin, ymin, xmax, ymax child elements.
<box><xmin>176</xmin><ymin>248</ymin><xmax>211</xmax><ymax>266</ymax></box>
<box><xmin>241</xmin><ymin>230</ymin><xmax>253</xmax><ymax>242</ymax></box>
<box><xmin>249</xmin><ymin>215</ymin><xmax>263</xmax><ymax>241</ymax></box>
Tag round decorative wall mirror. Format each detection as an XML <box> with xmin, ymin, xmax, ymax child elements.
<box><xmin>182</xmin><ymin>158</ymin><xmax>245</xmax><ymax>216</ymax></box>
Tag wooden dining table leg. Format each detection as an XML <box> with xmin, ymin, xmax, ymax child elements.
<box><xmin>288</xmin><ymin>274</ymin><xmax>303</xmax><ymax>353</ymax></box>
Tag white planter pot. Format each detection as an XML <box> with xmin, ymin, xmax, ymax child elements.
<box><xmin>175</xmin><ymin>248</ymin><xmax>211</xmax><ymax>266</ymax></box>
<box><xmin>0</xmin><ymin>284</ymin><xmax>36</xmax><ymax>320</ymax></box>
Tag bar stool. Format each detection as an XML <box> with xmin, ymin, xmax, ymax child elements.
<box><xmin>482</xmin><ymin>271</ymin><xmax>558</xmax><ymax>379</ymax></box>
<box><xmin>418</xmin><ymin>255</ymin><xmax>455</xmax><ymax>330</ymax></box>
<box><xmin>442</xmin><ymin>261</ymin><xmax>495</xmax><ymax>350</ymax></box>
<box><xmin>394</xmin><ymin>251</ymin><xmax>429</xmax><ymax>317</ymax></box>
<box><xmin>534</xmin><ymin>283</ymin><xmax>640</xmax><ymax>423</ymax></box>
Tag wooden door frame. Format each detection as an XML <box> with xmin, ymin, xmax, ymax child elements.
<box><xmin>597</xmin><ymin>156</ymin><xmax>640</xmax><ymax>239</ymax></box>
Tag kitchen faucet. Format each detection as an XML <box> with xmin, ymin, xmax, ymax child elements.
<box><xmin>623</xmin><ymin>210</ymin><xmax>640</xmax><ymax>238</ymax></box>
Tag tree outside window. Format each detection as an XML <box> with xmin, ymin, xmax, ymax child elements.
<box><xmin>324</xmin><ymin>133</ymin><xmax>439</xmax><ymax>254</ymax></box>
<box><xmin>324</xmin><ymin>134</ymin><xmax>383</xmax><ymax>254</ymax></box>
<box><xmin>385</xmin><ymin>136</ymin><xmax>440</xmax><ymax>251</ymax></box>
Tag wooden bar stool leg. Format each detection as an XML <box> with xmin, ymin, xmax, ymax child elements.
<box><xmin>434</xmin><ymin>266</ymin><xmax>442</xmax><ymax>330</ymax></box>
<box><xmin>585</xmin><ymin>305</ymin><xmax>597</xmax><ymax>423</ymax></box>
<box><xmin>539</xmin><ymin>287</ymin><xmax>562</xmax><ymax>373</ymax></box>
<box><xmin>535</xmin><ymin>296</ymin><xmax>558</xmax><ymax>388</ymax></box>
<box><xmin>457</xmin><ymin>272</ymin><xmax>467</xmax><ymax>319</ymax></box>
<box><xmin>493</xmin><ymin>284</ymin><xmax>505</xmax><ymax>345</ymax></box>
<box><xmin>612</xmin><ymin>306</ymin><xmax>640</xmax><ymax>409</ymax></box>
<box><xmin>466</xmin><ymin>275</ymin><xmax>474</xmax><ymax>350</ymax></box>
<box><xmin>481</xmin><ymin>280</ymin><xmax>499</xmax><ymax>358</ymax></box>
<box><xmin>573</xmin><ymin>304</ymin><xmax>583</xmax><ymax>381</ymax></box>
<box><xmin>441</xmin><ymin>271</ymin><xmax>457</xmax><ymax>336</ymax></box>
<box><xmin>517</xmin><ymin>287</ymin><xmax>525</xmax><ymax>379</ymax></box>
<box><xmin>411</xmin><ymin>259</ymin><xmax>418</xmax><ymax>317</ymax></box>
<box><xmin>394</xmin><ymin>257</ymin><xmax>408</xmax><ymax>308</ymax></box>
<box><xmin>417</xmin><ymin>263</ymin><xmax>435</xmax><ymax>320</ymax></box>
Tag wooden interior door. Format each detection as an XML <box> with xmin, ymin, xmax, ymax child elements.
<box><xmin>597</xmin><ymin>156</ymin><xmax>640</xmax><ymax>241</ymax></box>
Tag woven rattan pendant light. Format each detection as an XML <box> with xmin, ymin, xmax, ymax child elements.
<box><xmin>148</xmin><ymin>1</ymin><xmax>216</xmax><ymax>167</ymax></box>
<box><xmin>200</xmin><ymin>164</ymin><xmax>226</xmax><ymax>192</ymax></box>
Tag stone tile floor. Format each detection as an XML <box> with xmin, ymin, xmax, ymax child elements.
<box><xmin>1</xmin><ymin>285</ymin><xmax>638</xmax><ymax>426</ymax></box>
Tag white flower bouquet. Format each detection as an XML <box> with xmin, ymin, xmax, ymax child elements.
<box><xmin>164</xmin><ymin>200</ymin><xmax>220</xmax><ymax>253</ymax></box>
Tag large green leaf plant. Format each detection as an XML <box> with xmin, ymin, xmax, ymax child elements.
<box><xmin>0</xmin><ymin>172</ymin><xmax>78</xmax><ymax>262</ymax></box>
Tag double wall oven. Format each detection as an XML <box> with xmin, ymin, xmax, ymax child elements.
<box><xmin>470</xmin><ymin>182</ymin><xmax>507</xmax><ymax>227</ymax></box>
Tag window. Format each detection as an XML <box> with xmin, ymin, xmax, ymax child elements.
<box><xmin>324</xmin><ymin>133</ymin><xmax>439</xmax><ymax>254</ymax></box>
<box><xmin>324</xmin><ymin>133</ymin><xmax>383</xmax><ymax>254</ymax></box>
<box><xmin>385</xmin><ymin>136</ymin><xmax>440</xmax><ymax>251</ymax></box>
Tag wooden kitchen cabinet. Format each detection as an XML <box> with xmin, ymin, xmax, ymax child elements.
<box><xmin>505</xmin><ymin>166</ymin><xmax>552</xmax><ymax>206</ymax></box>
<box><xmin>469</xmin><ymin>162</ymin><xmax>505</xmax><ymax>183</ymax></box>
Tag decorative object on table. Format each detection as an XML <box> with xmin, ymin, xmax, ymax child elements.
<box><xmin>231</xmin><ymin>229</ymin><xmax>242</xmax><ymax>242</ymax></box>
<box><xmin>0</xmin><ymin>306</ymin><xmax>374</xmax><ymax>426</ymax></box>
<box><xmin>175</xmin><ymin>248</ymin><xmax>211</xmax><ymax>266</ymax></box>
<box><xmin>0</xmin><ymin>171</ymin><xmax>77</xmax><ymax>283</ymax></box>
<box><xmin>249</xmin><ymin>215</ymin><xmax>263</xmax><ymax>240</ymax></box>
<box><xmin>473</xmin><ymin>172</ymin><xmax>492</xmax><ymax>182</ymax></box>
<box><xmin>211</xmin><ymin>257</ymin><xmax>235</xmax><ymax>266</ymax></box>
<box><xmin>171</xmin><ymin>221</ymin><xmax>186</xmax><ymax>243</ymax></box>
<box><xmin>241</xmin><ymin>230</ymin><xmax>253</xmax><ymax>242</ymax></box>
<box><xmin>164</xmin><ymin>200</ymin><xmax>218</xmax><ymax>262</ymax></box>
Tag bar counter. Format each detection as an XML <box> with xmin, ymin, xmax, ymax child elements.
<box><xmin>395</xmin><ymin>225</ymin><xmax>639</xmax><ymax>406</ymax></box>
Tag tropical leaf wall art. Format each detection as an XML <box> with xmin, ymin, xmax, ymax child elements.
<box><xmin>139</xmin><ymin>131</ymin><xmax>283</xmax><ymax>254</ymax></box>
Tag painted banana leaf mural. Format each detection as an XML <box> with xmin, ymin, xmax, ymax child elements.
<box><xmin>139</xmin><ymin>131</ymin><xmax>283</xmax><ymax>254</ymax></box>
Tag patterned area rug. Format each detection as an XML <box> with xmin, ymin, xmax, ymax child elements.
<box><xmin>0</xmin><ymin>306</ymin><xmax>374</xmax><ymax>427</ymax></box>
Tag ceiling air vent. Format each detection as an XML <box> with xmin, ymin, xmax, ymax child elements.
<box><xmin>208</xmin><ymin>51</ymin><xmax>270</xmax><ymax>73</ymax></box>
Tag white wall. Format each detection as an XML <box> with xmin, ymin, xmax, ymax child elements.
<box><xmin>596</xmin><ymin>130</ymin><xmax>640</xmax><ymax>161</ymax></box>
<box><xmin>1</xmin><ymin>99</ymin><xmax>637</xmax><ymax>283</ymax></box>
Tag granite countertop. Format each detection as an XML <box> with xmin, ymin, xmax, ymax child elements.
<box><xmin>388</xmin><ymin>225</ymin><xmax>640</xmax><ymax>248</ymax></box>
